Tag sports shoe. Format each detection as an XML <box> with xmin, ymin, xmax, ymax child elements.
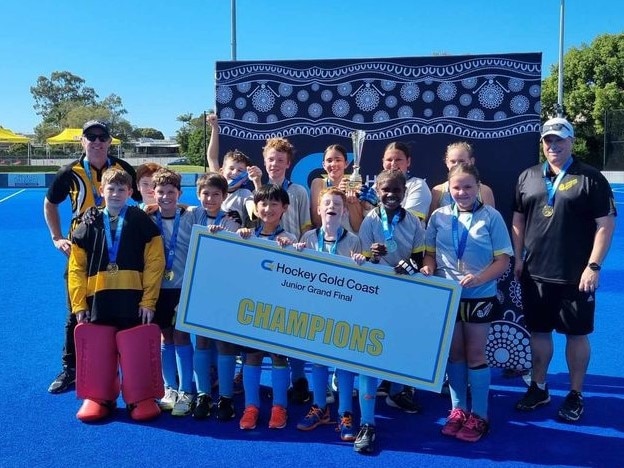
<box><xmin>159</xmin><ymin>387</ymin><xmax>178</xmax><ymax>411</ymax></box>
<box><xmin>515</xmin><ymin>381</ymin><xmax>550</xmax><ymax>411</ymax></box>
<box><xmin>558</xmin><ymin>390</ymin><xmax>584</xmax><ymax>422</ymax></box>
<box><xmin>336</xmin><ymin>411</ymin><xmax>356</xmax><ymax>441</ymax></box>
<box><xmin>289</xmin><ymin>377</ymin><xmax>311</xmax><ymax>404</ymax></box>
<box><xmin>48</xmin><ymin>368</ymin><xmax>76</xmax><ymax>394</ymax></box>
<box><xmin>353</xmin><ymin>424</ymin><xmax>376</xmax><ymax>453</ymax></box>
<box><xmin>171</xmin><ymin>392</ymin><xmax>195</xmax><ymax>416</ymax></box>
<box><xmin>441</xmin><ymin>408</ymin><xmax>468</xmax><ymax>436</ymax></box>
<box><xmin>296</xmin><ymin>404</ymin><xmax>331</xmax><ymax>431</ymax></box>
<box><xmin>216</xmin><ymin>396</ymin><xmax>236</xmax><ymax>421</ymax></box>
<box><xmin>192</xmin><ymin>393</ymin><xmax>213</xmax><ymax>419</ymax></box>
<box><xmin>326</xmin><ymin>384</ymin><xmax>335</xmax><ymax>405</ymax></box>
<box><xmin>386</xmin><ymin>390</ymin><xmax>421</xmax><ymax>413</ymax></box>
<box><xmin>233</xmin><ymin>370</ymin><xmax>244</xmax><ymax>395</ymax></box>
<box><xmin>239</xmin><ymin>404</ymin><xmax>259</xmax><ymax>430</ymax></box>
<box><xmin>376</xmin><ymin>380</ymin><xmax>390</xmax><ymax>397</ymax></box>
<box><xmin>268</xmin><ymin>404</ymin><xmax>288</xmax><ymax>429</ymax></box>
<box><xmin>455</xmin><ymin>413</ymin><xmax>489</xmax><ymax>442</ymax></box>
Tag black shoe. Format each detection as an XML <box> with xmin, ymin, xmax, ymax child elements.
<box><xmin>376</xmin><ymin>380</ymin><xmax>390</xmax><ymax>397</ymax></box>
<box><xmin>48</xmin><ymin>368</ymin><xmax>76</xmax><ymax>394</ymax></box>
<box><xmin>558</xmin><ymin>390</ymin><xmax>584</xmax><ymax>422</ymax></box>
<box><xmin>515</xmin><ymin>381</ymin><xmax>550</xmax><ymax>411</ymax></box>
<box><xmin>192</xmin><ymin>393</ymin><xmax>213</xmax><ymax>420</ymax></box>
<box><xmin>216</xmin><ymin>396</ymin><xmax>235</xmax><ymax>421</ymax></box>
<box><xmin>386</xmin><ymin>390</ymin><xmax>421</xmax><ymax>413</ymax></box>
<box><xmin>353</xmin><ymin>424</ymin><xmax>376</xmax><ymax>453</ymax></box>
<box><xmin>288</xmin><ymin>377</ymin><xmax>311</xmax><ymax>405</ymax></box>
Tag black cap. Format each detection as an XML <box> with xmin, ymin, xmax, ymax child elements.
<box><xmin>82</xmin><ymin>120</ymin><xmax>110</xmax><ymax>136</ymax></box>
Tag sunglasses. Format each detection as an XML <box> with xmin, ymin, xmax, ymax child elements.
<box><xmin>542</xmin><ymin>123</ymin><xmax>571</xmax><ymax>133</ymax></box>
<box><xmin>84</xmin><ymin>134</ymin><xmax>110</xmax><ymax>142</ymax></box>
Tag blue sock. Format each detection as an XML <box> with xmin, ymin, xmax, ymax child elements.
<box><xmin>161</xmin><ymin>343</ymin><xmax>177</xmax><ymax>389</ymax></box>
<box><xmin>243</xmin><ymin>364</ymin><xmax>261</xmax><ymax>407</ymax></box>
<box><xmin>193</xmin><ymin>348</ymin><xmax>212</xmax><ymax>394</ymax></box>
<box><xmin>311</xmin><ymin>364</ymin><xmax>328</xmax><ymax>408</ymax></box>
<box><xmin>175</xmin><ymin>344</ymin><xmax>194</xmax><ymax>393</ymax></box>
<box><xmin>447</xmin><ymin>361</ymin><xmax>468</xmax><ymax>410</ymax></box>
<box><xmin>336</xmin><ymin>369</ymin><xmax>355</xmax><ymax>415</ymax></box>
<box><xmin>290</xmin><ymin>358</ymin><xmax>306</xmax><ymax>382</ymax></box>
<box><xmin>272</xmin><ymin>365</ymin><xmax>289</xmax><ymax>408</ymax></box>
<box><xmin>218</xmin><ymin>354</ymin><xmax>236</xmax><ymax>398</ymax></box>
<box><xmin>468</xmin><ymin>364</ymin><xmax>491</xmax><ymax>418</ymax></box>
<box><xmin>358</xmin><ymin>375</ymin><xmax>377</xmax><ymax>426</ymax></box>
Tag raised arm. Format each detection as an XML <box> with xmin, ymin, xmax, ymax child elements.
<box><xmin>206</xmin><ymin>113</ymin><xmax>220</xmax><ymax>173</ymax></box>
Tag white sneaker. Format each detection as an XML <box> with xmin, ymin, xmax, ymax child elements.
<box><xmin>159</xmin><ymin>387</ymin><xmax>178</xmax><ymax>411</ymax></box>
<box><xmin>171</xmin><ymin>391</ymin><xmax>195</xmax><ymax>417</ymax></box>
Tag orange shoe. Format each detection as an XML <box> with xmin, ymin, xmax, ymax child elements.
<box><xmin>76</xmin><ymin>399</ymin><xmax>114</xmax><ymax>422</ymax></box>
<box><xmin>240</xmin><ymin>405</ymin><xmax>259</xmax><ymax>430</ymax></box>
<box><xmin>130</xmin><ymin>399</ymin><xmax>161</xmax><ymax>421</ymax></box>
<box><xmin>268</xmin><ymin>405</ymin><xmax>288</xmax><ymax>429</ymax></box>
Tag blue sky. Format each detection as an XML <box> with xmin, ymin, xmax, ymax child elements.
<box><xmin>0</xmin><ymin>0</ymin><xmax>621</xmax><ymax>138</ymax></box>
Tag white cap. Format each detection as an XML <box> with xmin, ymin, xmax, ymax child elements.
<box><xmin>541</xmin><ymin>117</ymin><xmax>574</xmax><ymax>139</ymax></box>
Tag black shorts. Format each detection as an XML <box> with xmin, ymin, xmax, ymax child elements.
<box><xmin>456</xmin><ymin>297</ymin><xmax>500</xmax><ymax>324</ymax></box>
<box><xmin>153</xmin><ymin>288</ymin><xmax>181</xmax><ymax>330</ymax></box>
<box><xmin>520</xmin><ymin>272</ymin><xmax>595</xmax><ymax>335</ymax></box>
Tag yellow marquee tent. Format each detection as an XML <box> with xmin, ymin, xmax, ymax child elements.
<box><xmin>47</xmin><ymin>128</ymin><xmax>121</xmax><ymax>145</ymax></box>
<box><xmin>0</xmin><ymin>128</ymin><xmax>30</xmax><ymax>143</ymax></box>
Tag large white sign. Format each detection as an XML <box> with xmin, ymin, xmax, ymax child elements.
<box><xmin>176</xmin><ymin>226</ymin><xmax>462</xmax><ymax>392</ymax></box>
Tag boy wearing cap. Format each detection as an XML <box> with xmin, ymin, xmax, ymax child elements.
<box><xmin>44</xmin><ymin>119</ymin><xmax>141</xmax><ymax>394</ymax></box>
<box><xmin>512</xmin><ymin>117</ymin><xmax>616</xmax><ymax>422</ymax></box>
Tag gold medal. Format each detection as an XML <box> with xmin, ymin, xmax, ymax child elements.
<box><xmin>107</xmin><ymin>263</ymin><xmax>119</xmax><ymax>275</ymax></box>
<box><xmin>542</xmin><ymin>205</ymin><xmax>554</xmax><ymax>217</ymax></box>
<box><xmin>164</xmin><ymin>270</ymin><xmax>175</xmax><ymax>281</ymax></box>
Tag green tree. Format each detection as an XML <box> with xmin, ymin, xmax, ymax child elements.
<box><xmin>132</xmin><ymin>128</ymin><xmax>165</xmax><ymax>140</ymax></box>
<box><xmin>541</xmin><ymin>33</ymin><xmax>624</xmax><ymax>167</ymax></box>
<box><xmin>175</xmin><ymin>112</ymin><xmax>210</xmax><ymax>165</ymax></box>
<box><xmin>30</xmin><ymin>71</ymin><xmax>98</xmax><ymax>126</ymax></box>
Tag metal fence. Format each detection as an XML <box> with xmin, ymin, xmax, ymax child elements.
<box><xmin>604</xmin><ymin>109</ymin><xmax>624</xmax><ymax>170</ymax></box>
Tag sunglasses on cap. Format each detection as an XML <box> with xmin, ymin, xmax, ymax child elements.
<box><xmin>541</xmin><ymin>123</ymin><xmax>571</xmax><ymax>133</ymax></box>
<box><xmin>84</xmin><ymin>134</ymin><xmax>110</xmax><ymax>142</ymax></box>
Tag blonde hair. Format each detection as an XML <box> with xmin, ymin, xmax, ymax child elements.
<box><xmin>445</xmin><ymin>141</ymin><xmax>474</xmax><ymax>161</ymax></box>
<box><xmin>263</xmin><ymin>137</ymin><xmax>294</xmax><ymax>161</ymax></box>
<box><xmin>318</xmin><ymin>186</ymin><xmax>347</xmax><ymax>206</ymax></box>
<box><xmin>101</xmin><ymin>168</ymin><xmax>132</xmax><ymax>187</ymax></box>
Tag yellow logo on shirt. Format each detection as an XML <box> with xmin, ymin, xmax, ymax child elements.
<box><xmin>558</xmin><ymin>178</ymin><xmax>578</xmax><ymax>191</ymax></box>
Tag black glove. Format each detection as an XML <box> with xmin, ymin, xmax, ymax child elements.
<box><xmin>394</xmin><ymin>258</ymin><xmax>419</xmax><ymax>275</ymax></box>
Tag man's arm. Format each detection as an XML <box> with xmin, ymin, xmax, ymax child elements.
<box><xmin>511</xmin><ymin>211</ymin><xmax>526</xmax><ymax>280</ymax></box>
<box><xmin>579</xmin><ymin>215</ymin><xmax>616</xmax><ymax>292</ymax></box>
<box><xmin>44</xmin><ymin>197</ymin><xmax>71</xmax><ymax>257</ymax></box>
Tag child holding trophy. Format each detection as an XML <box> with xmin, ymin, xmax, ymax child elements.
<box><xmin>421</xmin><ymin>162</ymin><xmax>512</xmax><ymax>442</ymax></box>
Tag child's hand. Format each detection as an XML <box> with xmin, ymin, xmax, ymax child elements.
<box><xmin>237</xmin><ymin>228</ymin><xmax>252</xmax><ymax>238</ymax></box>
<box><xmin>76</xmin><ymin>310</ymin><xmax>90</xmax><ymax>323</ymax></box>
<box><xmin>207</xmin><ymin>224</ymin><xmax>224</xmax><ymax>234</ymax></box>
<box><xmin>459</xmin><ymin>273</ymin><xmax>481</xmax><ymax>288</ymax></box>
<box><xmin>420</xmin><ymin>265</ymin><xmax>434</xmax><ymax>276</ymax></box>
<box><xmin>206</xmin><ymin>113</ymin><xmax>218</xmax><ymax>128</ymax></box>
<box><xmin>139</xmin><ymin>307</ymin><xmax>154</xmax><ymax>324</ymax></box>
<box><xmin>370</xmin><ymin>243</ymin><xmax>387</xmax><ymax>261</ymax></box>
<box><xmin>351</xmin><ymin>252</ymin><xmax>366</xmax><ymax>265</ymax></box>
<box><xmin>292</xmin><ymin>242</ymin><xmax>306</xmax><ymax>251</ymax></box>
<box><xmin>247</xmin><ymin>166</ymin><xmax>263</xmax><ymax>188</ymax></box>
<box><xmin>277</xmin><ymin>237</ymin><xmax>294</xmax><ymax>248</ymax></box>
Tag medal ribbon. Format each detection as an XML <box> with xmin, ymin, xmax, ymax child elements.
<box><xmin>82</xmin><ymin>157</ymin><xmax>110</xmax><ymax>207</ymax></box>
<box><xmin>103</xmin><ymin>205</ymin><xmax>127</xmax><ymax>265</ymax></box>
<box><xmin>254</xmin><ymin>224</ymin><xmax>284</xmax><ymax>240</ymax></box>
<box><xmin>317</xmin><ymin>227</ymin><xmax>343</xmax><ymax>255</ymax></box>
<box><xmin>228</xmin><ymin>171</ymin><xmax>249</xmax><ymax>189</ymax></box>
<box><xmin>379</xmin><ymin>206</ymin><xmax>399</xmax><ymax>243</ymax></box>
<box><xmin>156</xmin><ymin>208</ymin><xmax>181</xmax><ymax>272</ymax></box>
<box><xmin>542</xmin><ymin>157</ymin><xmax>573</xmax><ymax>208</ymax></box>
<box><xmin>452</xmin><ymin>200</ymin><xmax>477</xmax><ymax>265</ymax></box>
<box><xmin>200</xmin><ymin>209</ymin><xmax>226</xmax><ymax>226</ymax></box>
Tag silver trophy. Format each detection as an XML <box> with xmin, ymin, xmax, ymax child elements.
<box><xmin>349</xmin><ymin>129</ymin><xmax>366</xmax><ymax>190</ymax></box>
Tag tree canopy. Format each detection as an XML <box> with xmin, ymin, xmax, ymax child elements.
<box><xmin>541</xmin><ymin>33</ymin><xmax>624</xmax><ymax>167</ymax></box>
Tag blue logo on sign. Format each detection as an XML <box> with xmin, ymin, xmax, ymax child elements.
<box><xmin>261</xmin><ymin>260</ymin><xmax>275</xmax><ymax>271</ymax></box>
